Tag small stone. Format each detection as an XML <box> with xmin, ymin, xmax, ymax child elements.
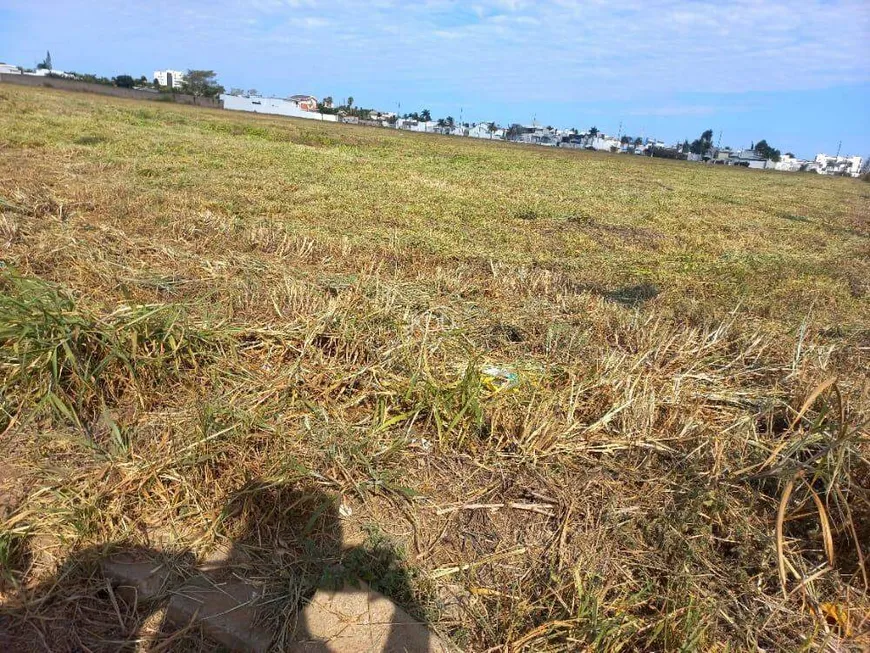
<box><xmin>101</xmin><ymin>552</ymin><xmax>174</xmax><ymax>603</ymax></box>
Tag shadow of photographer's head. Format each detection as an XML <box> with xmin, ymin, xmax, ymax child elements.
<box><xmin>1</xmin><ymin>477</ymin><xmax>437</xmax><ymax>652</ymax></box>
<box><xmin>218</xmin><ymin>478</ymin><xmax>344</xmax><ymax>593</ymax></box>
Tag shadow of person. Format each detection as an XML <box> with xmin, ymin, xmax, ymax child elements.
<box><xmin>0</xmin><ymin>479</ymin><xmax>434</xmax><ymax>652</ymax></box>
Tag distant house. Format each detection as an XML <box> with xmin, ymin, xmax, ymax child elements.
<box><xmin>774</xmin><ymin>154</ymin><xmax>808</xmax><ymax>172</ymax></box>
<box><xmin>396</xmin><ymin>119</ymin><xmax>438</xmax><ymax>133</ymax></box>
<box><xmin>467</xmin><ymin>123</ymin><xmax>505</xmax><ymax>140</ymax></box>
<box><xmin>287</xmin><ymin>94</ymin><xmax>318</xmax><ymax>111</ymax></box>
<box><xmin>509</xmin><ymin>125</ymin><xmax>562</xmax><ymax>146</ymax></box>
<box><xmin>153</xmin><ymin>69</ymin><xmax>184</xmax><ymax>89</ymax></box>
<box><xmin>31</xmin><ymin>68</ymin><xmax>75</xmax><ymax>78</ymax></box>
<box><xmin>559</xmin><ymin>135</ymin><xmax>586</xmax><ymax>149</ymax></box>
<box><xmin>729</xmin><ymin>149</ymin><xmax>769</xmax><ymax>169</ymax></box>
<box><xmin>813</xmin><ymin>153</ymin><xmax>863</xmax><ymax>177</ymax></box>
<box><xmin>589</xmin><ymin>136</ymin><xmax>620</xmax><ymax>152</ymax></box>
<box><xmin>0</xmin><ymin>63</ymin><xmax>21</xmax><ymax>74</ymax></box>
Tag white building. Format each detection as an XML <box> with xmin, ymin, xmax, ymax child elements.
<box><xmin>467</xmin><ymin>123</ymin><xmax>505</xmax><ymax>140</ymax></box>
<box><xmin>31</xmin><ymin>68</ymin><xmax>73</xmax><ymax>78</ymax></box>
<box><xmin>0</xmin><ymin>63</ymin><xmax>21</xmax><ymax>74</ymax></box>
<box><xmin>396</xmin><ymin>118</ymin><xmax>438</xmax><ymax>132</ymax></box>
<box><xmin>730</xmin><ymin>149</ymin><xmax>769</xmax><ymax>169</ymax></box>
<box><xmin>813</xmin><ymin>153</ymin><xmax>863</xmax><ymax>177</ymax></box>
<box><xmin>369</xmin><ymin>110</ymin><xmax>397</xmax><ymax>121</ymax></box>
<box><xmin>221</xmin><ymin>94</ymin><xmax>338</xmax><ymax>122</ymax></box>
<box><xmin>153</xmin><ymin>69</ymin><xmax>185</xmax><ymax>89</ymax></box>
<box><xmin>773</xmin><ymin>154</ymin><xmax>808</xmax><ymax>172</ymax></box>
<box><xmin>589</xmin><ymin>136</ymin><xmax>621</xmax><ymax>152</ymax></box>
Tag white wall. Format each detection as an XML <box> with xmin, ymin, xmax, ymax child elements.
<box><xmin>221</xmin><ymin>95</ymin><xmax>338</xmax><ymax>122</ymax></box>
<box><xmin>591</xmin><ymin>136</ymin><xmax>619</xmax><ymax>151</ymax></box>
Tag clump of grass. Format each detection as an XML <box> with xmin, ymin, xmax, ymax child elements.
<box><xmin>0</xmin><ymin>271</ymin><xmax>223</xmax><ymax>432</ymax></box>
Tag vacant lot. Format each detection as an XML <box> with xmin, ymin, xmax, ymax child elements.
<box><xmin>0</xmin><ymin>85</ymin><xmax>868</xmax><ymax>651</ymax></box>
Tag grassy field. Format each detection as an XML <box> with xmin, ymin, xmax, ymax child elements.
<box><xmin>0</xmin><ymin>84</ymin><xmax>868</xmax><ymax>651</ymax></box>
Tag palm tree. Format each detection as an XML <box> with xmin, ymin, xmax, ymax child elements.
<box><xmin>488</xmin><ymin>122</ymin><xmax>498</xmax><ymax>139</ymax></box>
<box><xmin>589</xmin><ymin>126</ymin><xmax>599</xmax><ymax>137</ymax></box>
<box><xmin>347</xmin><ymin>96</ymin><xmax>354</xmax><ymax>107</ymax></box>
<box><xmin>420</xmin><ymin>109</ymin><xmax>431</xmax><ymax>122</ymax></box>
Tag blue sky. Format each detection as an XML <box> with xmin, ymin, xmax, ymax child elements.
<box><xmin>1</xmin><ymin>0</ymin><xmax>868</xmax><ymax>158</ymax></box>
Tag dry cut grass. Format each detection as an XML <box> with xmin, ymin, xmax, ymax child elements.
<box><xmin>0</xmin><ymin>84</ymin><xmax>868</xmax><ymax>651</ymax></box>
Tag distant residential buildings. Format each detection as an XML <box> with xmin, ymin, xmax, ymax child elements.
<box><xmin>396</xmin><ymin>118</ymin><xmax>438</xmax><ymax>132</ymax></box>
<box><xmin>153</xmin><ymin>69</ymin><xmax>184</xmax><ymax>88</ymax></box>
<box><xmin>32</xmin><ymin>68</ymin><xmax>74</xmax><ymax>78</ymax></box>
<box><xmin>287</xmin><ymin>94</ymin><xmax>318</xmax><ymax>111</ymax></box>
<box><xmin>466</xmin><ymin>123</ymin><xmax>506</xmax><ymax>139</ymax></box>
<box><xmin>729</xmin><ymin>148</ymin><xmax>769</xmax><ymax>169</ymax></box>
<box><xmin>813</xmin><ymin>153</ymin><xmax>864</xmax><ymax>177</ymax></box>
<box><xmin>773</xmin><ymin>154</ymin><xmax>806</xmax><ymax>172</ymax></box>
<box><xmin>369</xmin><ymin>110</ymin><xmax>397</xmax><ymax>121</ymax></box>
<box><xmin>8</xmin><ymin>55</ymin><xmax>860</xmax><ymax>176</ymax></box>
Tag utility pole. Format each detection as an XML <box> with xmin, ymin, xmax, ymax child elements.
<box><xmin>835</xmin><ymin>140</ymin><xmax>841</xmax><ymax>158</ymax></box>
<box><xmin>717</xmin><ymin>130</ymin><xmax>722</xmax><ymax>149</ymax></box>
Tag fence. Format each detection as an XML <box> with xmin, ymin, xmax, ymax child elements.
<box><xmin>0</xmin><ymin>73</ymin><xmax>223</xmax><ymax>108</ymax></box>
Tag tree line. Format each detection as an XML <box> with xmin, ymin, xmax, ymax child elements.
<box><xmin>682</xmin><ymin>129</ymin><xmax>782</xmax><ymax>161</ymax></box>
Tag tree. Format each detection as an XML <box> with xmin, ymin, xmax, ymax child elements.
<box><xmin>420</xmin><ymin>109</ymin><xmax>431</xmax><ymax>122</ymax></box>
<box><xmin>589</xmin><ymin>126</ymin><xmax>599</xmax><ymax>137</ymax></box>
<box><xmin>681</xmin><ymin>139</ymin><xmax>690</xmax><ymax>152</ymax></box>
<box><xmin>247</xmin><ymin>88</ymin><xmax>259</xmax><ymax>97</ymax></box>
<box><xmin>113</xmin><ymin>75</ymin><xmax>135</xmax><ymax>88</ymax></box>
<box><xmin>620</xmin><ymin>135</ymin><xmax>631</xmax><ymax>145</ymax></box>
<box><xmin>346</xmin><ymin>96</ymin><xmax>354</xmax><ymax>107</ymax></box>
<box><xmin>137</xmin><ymin>75</ymin><xmax>148</xmax><ymax>85</ymax></box>
<box><xmin>181</xmin><ymin>70</ymin><xmax>225</xmax><ymax>98</ymax></box>
<box><xmin>634</xmin><ymin>137</ymin><xmax>643</xmax><ymax>146</ymax></box>
<box><xmin>487</xmin><ymin>122</ymin><xmax>498</xmax><ymax>139</ymax></box>
<box><xmin>322</xmin><ymin>96</ymin><xmax>333</xmax><ymax>108</ymax></box>
<box><xmin>36</xmin><ymin>51</ymin><xmax>52</xmax><ymax>70</ymax></box>
<box><xmin>445</xmin><ymin>116</ymin><xmax>455</xmax><ymax>128</ymax></box>
<box><xmin>754</xmin><ymin>139</ymin><xmax>781</xmax><ymax>162</ymax></box>
<box><xmin>690</xmin><ymin>129</ymin><xmax>714</xmax><ymax>155</ymax></box>
<box><xmin>228</xmin><ymin>88</ymin><xmax>244</xmax><ymax>96</ymax></box>
<box><xmin>506</xmin><ymin>124</ymin><xmax>525</xmax><ymax>141</ymax></box>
